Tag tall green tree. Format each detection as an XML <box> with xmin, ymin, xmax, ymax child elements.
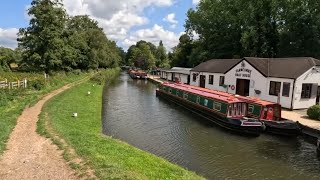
<box><xmin>170</xmin><ymin>34</ymin><xmax>193</xmax><ymax>67</ymax></box>
<box><xmin>128</xmin><ymin>42</ymin><xmax>156</xmax><ymax>70</ymax></box>
<box><xmin>18</xmin><ymin>0</ymin><xmax>67</xmax><ymax>73</ymax></box>
<box><xmin>156</xmin><ymin>40</ymin><xmax>169</xmax><ymax>68</ymax></box>
<box><xmin>279</xmin><ymin>0</ymin><xmax>320</xmax><ymax>58</ymax></box>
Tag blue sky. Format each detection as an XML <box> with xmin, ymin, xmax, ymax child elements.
<box><xmin>0</xmin><ymin>0</ymin><xmax>199</xmax><ymax>50</ymax></box>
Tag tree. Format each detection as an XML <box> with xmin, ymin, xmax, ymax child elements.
<box><xmin>64</xmin><ymin>15</ymin><xmax>121</xmax><ymax>70</ymax></box>
<box><xmin>128</xmin><ymin>42</ymin><xmax>156</xmax><ymax>70</ymax></box>
<box><xmin>185</xmin><ymin>0</ymin><xmax>320</xmax><ymax>61</ymax></box>
<box><xmin>156</xmin><ymin>40</ymin><xmax>169</xmax><ymax>68</ymax></box>
<box><xmin>170</xmin><ymin>34</ymin><xmax>193</xmax><ymax>67</ymax></box>
<box><xmin>0</xmin><ymin>47</ymin><xmax>17</xmax><ymax>72</ymax></box>
<box><xmin>18</xmin><ymin>0</ymin><xmax>67</xmax><ymax>73</ymax></box>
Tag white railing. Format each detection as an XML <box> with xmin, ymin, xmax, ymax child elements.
<box><xmin>0</xmin><ymin>79</ymin><xmax>27</xmax><ymax>89</ymax></box>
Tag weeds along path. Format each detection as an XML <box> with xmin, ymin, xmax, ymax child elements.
<box><xmin>0</xmin><ymin>77</ymin><xmax>91</xmax><ymax>180</ymax></box>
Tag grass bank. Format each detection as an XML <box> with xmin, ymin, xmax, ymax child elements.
<box><xmin>0</xmin><ymin>71</ymin><xmax>93</xmax><ymax>154</ymax></box>
<box><xmin>38</xmin><ymin>69</ymin><xmax>203</xmax><ymax>179</ymax></box>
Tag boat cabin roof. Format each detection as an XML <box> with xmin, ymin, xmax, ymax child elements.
<box><xmin>163</xmin><ymin>83</ymin><xmax>244</xmax><ymax>103</ymax></box>
<box><xmin>163</xmin><ymin>83</ymin><xmax>278</xmax><ymax>106</ymax></box>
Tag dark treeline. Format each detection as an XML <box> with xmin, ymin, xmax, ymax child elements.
<box><xmin>170</xmin><ymin>0</ymin><xmax>320</xmax><ymax>68</ymax></box>
<box><xmin>125</xmin><ymin>40</ymin><xmax>170</xmax><ymax>70</ymax></box>
<box><xmin>15</xmin><ymin>0</ymin><xmax>123</xmax><ymax>73</ymax></box>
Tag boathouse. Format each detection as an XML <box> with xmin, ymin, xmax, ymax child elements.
<box><xmin>160</xmin><ymin>67</ymin><xmax>192</xmax><ymax>84</ymax></box>
<box><xmin>190</xmin><ymin>57</ymin><xmax>320</xmax><ymax>109</ymax></box>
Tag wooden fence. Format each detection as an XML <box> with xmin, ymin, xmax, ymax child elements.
<box><xmin>0</xmin><ymin>79</ymin><xmax>28</xmax><ymax>89</ymax></box>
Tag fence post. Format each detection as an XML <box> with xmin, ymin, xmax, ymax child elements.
<box><xmin>24</xmin><ymin>79</ymin><xmax>27</xmax><ymax>88</ymax></box>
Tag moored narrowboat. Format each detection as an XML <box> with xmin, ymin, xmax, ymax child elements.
<box><xmin>156</xmin><ymin>82</ymin><xmax>264</xmax><ymax>136</ymax></box>
<box><xmin>237</xmin><ymin>96</ymin><xmax>301</xmax><ymax>136</ymax></box>
<box><xmin>175</xmin><ymin>84</ymin><xmax>301</xmax><ymax>136</ymax></box>
<box><xmin>128</xmin><ymin>69</ymin><xmax>148</xmax><ymax>79</ymax></box>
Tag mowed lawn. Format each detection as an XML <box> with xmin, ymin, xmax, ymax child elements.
<box><xmin>39</xmin><ymin>79</ymin><xmax>203</xmax><ymax>179</ymax></box>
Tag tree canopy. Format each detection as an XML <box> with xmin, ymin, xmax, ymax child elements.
<box><xmin>18</xmin><ymin>0</ymin><xmax>122</xmax><ymax>73</ymax></box>
<box><xmin>125</xmin><ymin>40</ymin><xmax>170</xmax><ymax>70</ymax></box>
<box><xmin>172</xmin><ymin>0</ymin><xmax>320</xmax><ymax>67</ymax></box>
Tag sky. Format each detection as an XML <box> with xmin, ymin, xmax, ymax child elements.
<box><xmin>0</xmin><ymin>0</ymin><xmax>200</xmax><ymax>51</ymax></box>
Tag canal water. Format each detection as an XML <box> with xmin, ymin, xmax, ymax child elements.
<box><xmin>102</xmin><ymin>72</ymin><xmax>320</xmax><ymax>180</ymax></box>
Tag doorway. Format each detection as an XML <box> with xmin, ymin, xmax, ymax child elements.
<box><xmin>187</xmin><ymin>75</ymin><xmax>190</xmax><ymax>85</ymax></box>
<box><xmin>171</xmin><ymin>73</ymin><xmax>175</xmax><ymax>81</ymax></box>
<box><xmin>236</xmin><ymin>79</ymin><xmax>250</xmax><ymax>96</ymax></box>
<box><xmin>200</xmin><ymin>75</ymin><xmax>206</xmax><ymax>88</ymax></box>
<box><xmin>317</xmin><ymin>86</ymin><xmax>320</xmax><ymax>105</ymax></box>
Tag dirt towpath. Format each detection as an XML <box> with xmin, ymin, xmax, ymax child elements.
<box><xmin>0</xmin><ymin>84</ymin><xmax>77</xmax><ymax>180</ymax></box>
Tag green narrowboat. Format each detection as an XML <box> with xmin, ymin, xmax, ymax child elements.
<box><xmin>175</xmin><ymin>84</ymin><xmax>301</xmax><ymax>136</ymax></box>
<box><xmin>156</xmin><ymin>82</ymin><xmax>264</xmax><ymax>136</ymax></box>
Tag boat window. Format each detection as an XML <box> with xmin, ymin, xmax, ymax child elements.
<box><xmin>248</xmin><ymin>104</ymin><xmax>254</xmax><ymax>114</ymax></box>
<box><xmin>214</xmin><ymin>102</ymin><xmax>222</xmax><ymax>111</ymax></box>
<box><xmin>196</xmin><ymin>96</ymin><xmax>200</xmax><ymax>104</ymax></box>
<box><xmin>227</xmin><ymin>105</ymin><xmax>232</xmax><ymax>117</ymax></box>
<box><xmin>237</xmin><ymin>103</ymin><xmax>242</xmax><ymax>116</ymax></box>
<box><xmin>273</xmin><ymin>105</ymin><xmax>281</xmax><ymax>120</ymax></box>
<box><xmin>242</xmin><ymin>103</ymin><xmax>247</xmax><ymax>116</ymax></box>
<box><xmin>204</xmin><ymin>99</ymin><xmax>209</xmax><ymax>106</ymax></box>
<box><xmin>169</xmin><ymin>89</ymin><xmax>172</xmax><ymax>93</ymax></box>
<box><xmin>184</xmin><ymin>92</ymin><xmax>188</xmax><ymax>99</ymax></box>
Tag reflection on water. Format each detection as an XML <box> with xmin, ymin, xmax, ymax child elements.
<box><xmin>102</xmin><ymin>72</ymin><xmax>320</xmax><ymax>180</ymax></box>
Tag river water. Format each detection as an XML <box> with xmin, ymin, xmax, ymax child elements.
<box><xmin>102</xmin><ymin>72</ymin><xmax>320</xmax><ymax>180</ymax></box>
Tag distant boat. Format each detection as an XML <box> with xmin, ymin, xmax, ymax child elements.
<box><xmin>156</xmin><ymin>82</ymin><xmax>264</xmax><ymax>136</ymax></box>
<box><xmin>128</xmin><ymin>69</ymin><xmax>148</xmax><ymax>79</ymax></box>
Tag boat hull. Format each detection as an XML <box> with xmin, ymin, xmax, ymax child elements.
<box><xmin>156</xmin><ymin>90</ymin><xmax>263</xmax><ymax>136</ymax></box>
<box><xmin>262</xmin><ymin>120</ymin><xmax>301</xmax><ymax>136</ymax></box>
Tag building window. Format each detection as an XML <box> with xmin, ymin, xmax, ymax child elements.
<box><xmin>219</xmin><ymin>76</ymin><xmax>225</xmax><ymax>86</ymax></box>
<box><xmin>209</xmin><ymin>75</ymin><xmax>214</xmax><ymax>85</ymax></box>
<box><xmin>282</xmin><ymin>82</ymin><xmax>290</xmax><ymax>97</ymax></box>
<box><xmin>193</xmin><ymin>74</ymin><xmax>197</xmax><ymax>82</ymax></box>
<box><xmin>269</xmin><ymin>81</ymin><xmax>281</xmax><ymax>96</ymax></box>
<box><xmin>301</xmin><ymin>84</ymin><xmax>312</xmax><ymax>98</ymax></box>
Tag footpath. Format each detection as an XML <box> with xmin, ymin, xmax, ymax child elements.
<box><xmin>0</xmin><ymin>84</ymin><xmax>77</xmax><ymax>179</ymax></box>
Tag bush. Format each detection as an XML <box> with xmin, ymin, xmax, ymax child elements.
<box><xmin>307</xmin><ymin>105</ymin><xmax>320</xmax><ymax>120</ymax></box>
<box><xmin>30</xmin><ymin>79</ymin><xmax>45</xmax><ymax>90</ymax></box>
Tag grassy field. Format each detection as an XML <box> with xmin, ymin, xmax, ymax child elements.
<box><xmin>38</xmin><ymin>69</ymin><xmax>203</xmax><ymax>179</ymax></box>
<box><xmin>0</xmin><ymin>71</ymin><xmax>93</xmax><ymax>154</ymax></box>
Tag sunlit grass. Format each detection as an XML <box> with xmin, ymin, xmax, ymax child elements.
<box><xmin>39</xmin><ymin>69</ymin><xmax>203</xmax><ymax>179</ymax></box>
<box><xmin>0</xmin><ymin>72</ymin><xmax>92</xmax><ymax>154</ymax></box>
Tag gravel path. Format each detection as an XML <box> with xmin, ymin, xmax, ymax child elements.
<box><xmin>0</xmin><ymin>84</ymin><xmax>77</xmax><ymax>180</ymax></box>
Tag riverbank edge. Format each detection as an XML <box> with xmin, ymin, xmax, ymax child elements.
<box><xmin>37</xmin><ymin>69</ymin><xmax>204</xmax><ymax>179</ymax></box>
<box><xmin>0</xmin><ymin>72</ymin><xmax>93</xmax><ymax>155</ymax></box>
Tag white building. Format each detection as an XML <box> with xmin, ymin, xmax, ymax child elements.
<box><xmin>160</xmin><ymin>67</ymin><xmax>192</xmax><ymax>84</ymax></box>
<box><xmin>190</xmin><ymin>57</ymin><xmax>320</xmax><ymax>109</ymax></box>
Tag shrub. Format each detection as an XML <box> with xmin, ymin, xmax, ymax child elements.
<box><xmin>307</xmin><ymin>105</ymin><xmax>320</xmax><ymax>120</ymax></box>
<box><xmin>30</xmin><ymin>79</ymin><xmax>45</xmax><ymax>90</ymax></box>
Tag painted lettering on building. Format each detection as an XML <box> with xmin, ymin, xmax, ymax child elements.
<box><xmin>235</xmin><ymin>62</ymin><xmax>252</xmax><ymax>78</ymax></box>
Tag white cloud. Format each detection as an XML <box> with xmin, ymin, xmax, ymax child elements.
<box><xmin>0</xmin><ymin>28</ymin><xmax>19</xmax><ymax>49</ymax></box>
<box><xmin>163</xmin><ymin>13</ymin><xmax>178</xmax><ymax>25</ymax></box>
<box><xmin>192</xmin><ymin>0</ymin><xmax>200</xmax><ymax>5</ymax></box>
<box><xmin>2</xmin><ymin>0</ymin><xmax>180</xmax><ymax>50</ymax></box>
<box><xmin>123</xmin><ymin>24</ymin><xmax>182</xmax><ymax>51</ymax></box>
<box><xmin>62</xmin><ymin>0</ymin><xmax>177</xmax><ymax>49</ymax></box>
